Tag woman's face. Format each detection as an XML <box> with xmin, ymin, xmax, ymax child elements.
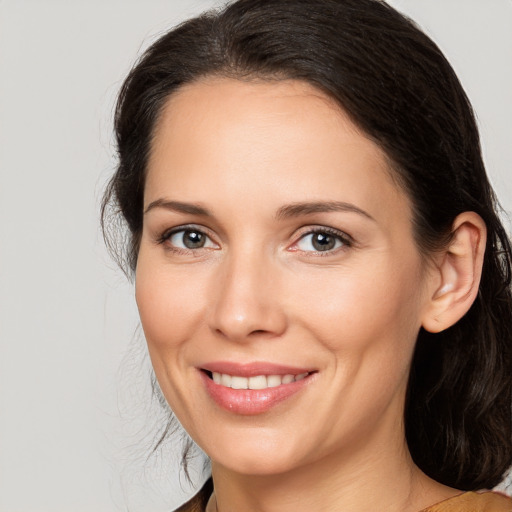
<box><xmin>136</xmin><ymin>78</ymin><xmax>434</xmax><ymax>475</ymax></box>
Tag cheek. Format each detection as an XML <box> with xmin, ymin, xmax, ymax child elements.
<box><xmin>135</xmin><ymin>254</ymin><xmax>207</xmax><ymax>354</ymax></box>
<box><xmin>134</xmin><ymin>252</ymin><xmax>209</xmax><ymax>420</ymax></box>
<box><xmin>290</xmin><ymin>256</ymin><xmax>424</xmax><ymax>358</ymax></box>
<box><xmin>291</xmin><ymin>261</ymin><xmax>423</xmax><ymax>432</ymax></box>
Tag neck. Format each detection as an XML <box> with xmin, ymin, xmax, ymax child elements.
<box><xmin>209</xmin><ymin>418</ymin><xmax>456</xmax><ymax>512</ymax></box>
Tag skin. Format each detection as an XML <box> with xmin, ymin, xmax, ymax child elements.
<box><xmin>135</xmin><ymin>78</ymin><xmax>479</xmax><ymax>511</ymax></box>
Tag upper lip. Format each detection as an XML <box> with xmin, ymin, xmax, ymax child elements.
<box><xmin>200</xmin><ymin>361</ymin><xmax>315</xmax><ymax>377</ymax></box>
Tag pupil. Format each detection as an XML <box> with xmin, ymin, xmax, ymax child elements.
<box><xmin>183</xmin><ymin>230</ymin><xmax>205</xmax><ymax>248</ymax></box>
<box><xmin>312</xmin><ymin>232</ymin><xmax>335</xmax><ymax>251</ymax></box>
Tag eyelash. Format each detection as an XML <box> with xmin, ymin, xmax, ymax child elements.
<box><xmin>157</xmin><ymin>224</ymin><xmax>218</xmax><ymax>254</ymax></box>
<box><xmin>291</xmin><ymin>226</ymin><xmax>353</xmax><ymax>256</ymax></box>
<box><xmin>156</xmin><ymin>225</ymin><xmax>353</xmax><ymax>256</ymax></box>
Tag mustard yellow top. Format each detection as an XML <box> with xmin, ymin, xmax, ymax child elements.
<box><xmin>175</xmin><ymin>479</ymin><xmax>512</xmax><ymax>512</ymax></box>
<box><xmin>421</xmin><ymin>491</ymin><xmax>512</xmax><ymax>512</ymax></box>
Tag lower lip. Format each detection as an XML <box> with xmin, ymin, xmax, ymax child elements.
<box><xmin>200</xmin><ymin>371</ymin><xmax>313</xmax><ymax>415</ymax></box>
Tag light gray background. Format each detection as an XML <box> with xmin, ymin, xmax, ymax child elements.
<box><xmin>0</xmin><ymin>1</ymin><xmax>511</xmax><ymax>511</ymax></box>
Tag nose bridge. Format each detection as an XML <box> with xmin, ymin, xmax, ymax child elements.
<box><xmin>209</xmin><ymin>243</ymin><xmax>286</xmax><ymax>341</ymax></box>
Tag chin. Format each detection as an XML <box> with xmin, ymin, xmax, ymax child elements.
<box><xmin>204</xmin><ymin>427</ymin><xmax>310</xmax><ymax>476</ymax></box>
<box><xmin>216</xmin><ymin>453</ymin><xmax>300</xmax><ymax>476</ymax></box>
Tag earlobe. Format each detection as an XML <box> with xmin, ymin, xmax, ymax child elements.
<box><xmin>422</xmin><ymin>212</ymin><xmax>486</xmax><ymax>333</ymax></box>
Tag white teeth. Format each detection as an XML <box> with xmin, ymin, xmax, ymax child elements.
<box><xmin>248</xmin><ymin>375</ymin><xmax>268</xmax><ymax>390</ymax></box>
<box><xmin>267</xmin><ymin>375</ymin><xmax>282</xmax><ymax>388</ymax></box>
<box><xmin>282</xmin><ymin>374</ymin><xmax>295</xmax><ymax>384</ymax></box>
<box><xmin>220</xmin><ymin>373</ymin><xmax>232</xmax><ymax>387</ymax></box>
<box><xmin>231</xmin><ymin>376</ymin><xmax>249</xmax><ymax>389</ymax></box>
<box><xmin>210</xmin><ymin>371</ymin><xmax>310</xmax><ymax>389</ymax></box>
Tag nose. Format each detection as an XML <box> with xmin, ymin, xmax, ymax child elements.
<box><xmin>208</xmin><ymin>249</ymin><xmax>288</xmax><ymax>342</ymax></box>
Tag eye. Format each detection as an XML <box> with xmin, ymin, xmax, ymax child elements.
<box><xmin>294</xmin><ymin>229</ymin><xmax>349</xmax><ymax>253</ymax></box>
<box><xmin>163</xmin><ymin>228</ymin><xmax>217</xmax><ymax>250</ymax></box>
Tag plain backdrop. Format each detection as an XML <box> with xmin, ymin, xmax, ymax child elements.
<box><xmin>0</xmin><ymin>1</ymin><xmax>511</xmax><ymax>511</ymax></box>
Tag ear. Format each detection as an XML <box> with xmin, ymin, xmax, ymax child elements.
<box><xmin>421</xmin><ymin>212</ymin><xmax>486</xmax><ymax>333</ymax></box>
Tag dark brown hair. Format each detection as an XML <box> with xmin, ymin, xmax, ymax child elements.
<box><xmin>102</xmin><ymin>0</ymin><xmax>512</xmax><ymax>490</ymax></box>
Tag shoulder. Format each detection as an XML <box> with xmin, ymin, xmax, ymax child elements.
<box><xmin>421</xmin><ymin>491</ymin><xmax>512</xmax><ymax>512</ymax></box>
<box><xmin>174</xmin><ymin>478</ymin><xmax>213</xmax><ymax>512</ymax></box>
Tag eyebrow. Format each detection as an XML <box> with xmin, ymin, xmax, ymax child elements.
<box><xmin>275</xmin><ymin>201</ymin><xmax>375</xmax><ymax>221</ymax></box>
<box><xmin>144</xmin><ymin>198</ymin><xmax>375</xmax><ymax>222</ymax></box>
<box><xmin>144</xmin><ymin>199</ymin><xmax>212</xmax><ymax>216</ymax></box>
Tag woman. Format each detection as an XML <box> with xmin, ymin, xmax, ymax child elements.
<box><xmin>102</xmin><ymin>0</ymin><xmax>512</xmax><ymax>510</ymax></box>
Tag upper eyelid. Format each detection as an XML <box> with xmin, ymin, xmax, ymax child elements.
<box><xmin>155</xmin><ymin>223</ymin><xmax>353</xmax><ymax>248</ymax></box>
<box><xmin>161</xmin><ymin>224</ymin><xmax>213</xmax><ymax>237</ymax></box>
<box><xmin>158</xmin><ymin>224</ymin><xmax>218</xmax><ymax>246</ymax></box>
<box><xmin>287</xmin><ymin>226</ymin><xmax>354</xmax><ymax>256</ymax></box>
<box><xmin>292</xmin><ymin>225</ymin><xmax>353</xmax><ymax>242</ymax></box>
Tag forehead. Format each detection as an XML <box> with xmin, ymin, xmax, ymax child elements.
<box><xmin>146</xmin><ymin>77</ymin><xmax>408</xmax><ymax>227</ymax></box>
<box><xmin>150</xmin><ymin>78</ymin><xmax>370</xmax><ymax>165</ymax></box>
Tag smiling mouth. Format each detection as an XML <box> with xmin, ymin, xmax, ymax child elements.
<box><xmin>203</xmin><ymin>370</ymin><xmax>312</xmax><ymax>390</ymax></box>
<box><xmin>200</xmin><ymin>367</ymin><xmax>316</xmax><ymax>414</ymax></box>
